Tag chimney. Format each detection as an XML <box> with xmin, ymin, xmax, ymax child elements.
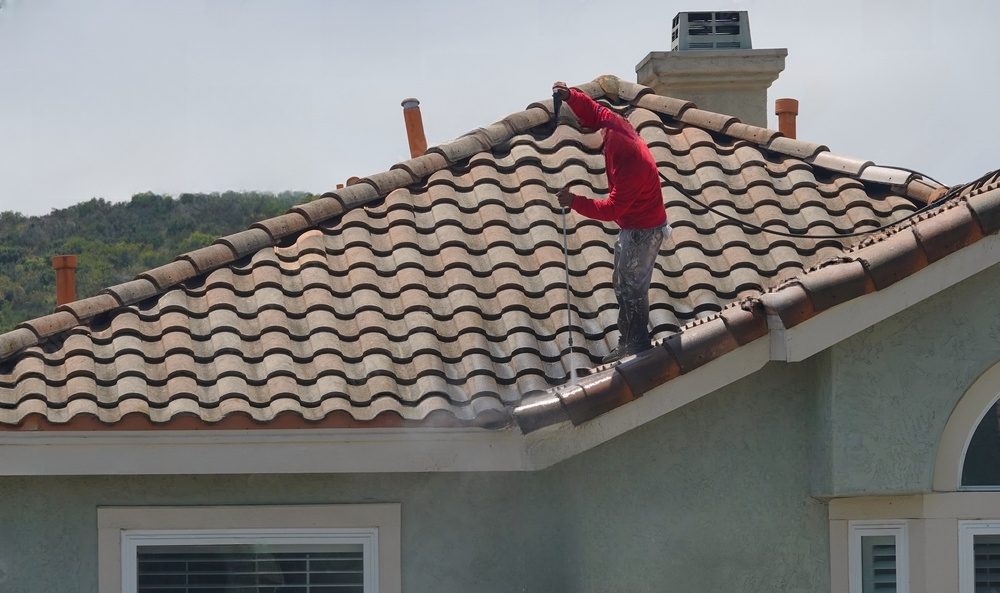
<box><xmin>401</xmin><ymin>98</ymin><xmax>428</xmax><ymax>158</ymax></box>
<box><xmin>52</xmin><ymin>255</ymin><xmax>77</xmax><ymax>307</ymax></box>
<box><xmin>635</xmin><ymin>11</ymin><xmax>787</xmax><ymax>127</ymax></box>
<box><xmin>775</xmin><ymin>98</ymin><xmax>799</xmax><ymax>139</ymax></box>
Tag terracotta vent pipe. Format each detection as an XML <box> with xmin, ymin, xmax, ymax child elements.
<box><xmin>401</xmin><ymin>98</ymin><xmax>428</xmax><ymax>158</ymax></box>
<box><xmin>52</xmin><ymin>255</ymin><xmax>77</xmax><ymax>307</ymax></box>
<box><xmin>775</xmin><ymin>98</ymin><xmax>799</xmax><ymax>139</ymax></box>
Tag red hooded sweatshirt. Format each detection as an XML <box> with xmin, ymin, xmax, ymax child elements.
<box><xmin>565</xmin><ymin>89</ymin><xmax>666</xmax><ymax>229</ymax></box>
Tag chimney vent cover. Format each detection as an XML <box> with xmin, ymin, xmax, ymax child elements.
<box><xmin>671</xmin><ymin>11</ymin><xmax>752</xmax><ymax>51</ymax></box>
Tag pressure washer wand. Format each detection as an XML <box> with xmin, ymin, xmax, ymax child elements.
<box><xmin>561</xmin><ymin>204</ymin><xmax>573</xmax><ymax>358</ymax></box>
<box><xmin>553</xmin><ymin>91</ymin><xmax>574</xmax><ymax>365</ymax></box>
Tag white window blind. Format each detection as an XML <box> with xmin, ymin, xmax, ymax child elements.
<box><xmin>122</xmin><ymin>529</ymin><xmax>378</xmax><ymax>593</ymax></box>
<box><xmin>973</xmin><ymin>534</ymin><xmax>1000</xmax><ymax>592</ymax></box>
<box><xmin>849</xmin><ymin>522</ymin><xmax>908</xmax><ymax>593</ymax></box>
<box><xmin>860</xmin><ymin>535</ymin><xmax>897</xmax><ymax>592</ymax></box>
<box><xmin>136</xmin><ymin>543</ymin><xmax>364</xmax><ymax>593</ymax></box>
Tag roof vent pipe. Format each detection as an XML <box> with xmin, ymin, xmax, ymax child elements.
<box><xmin>775</xmin><ymin>98</ymin><xmax>799</xmax><ymax>139</ymax></box>
<box><xmin>401</xmin><ymin>98</ymin><xmax>428</xmax><ymax>158</ymax></box>
<box><xmin>52</xmin><ymin>255</ymin><xmax>77</xmax><ymax>307</ymax></box>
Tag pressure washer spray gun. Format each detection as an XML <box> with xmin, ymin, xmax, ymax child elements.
<box><xmin>552</xmin><ymin>89</ymin><xmax>575</xmax><ymax>377</ymax></box>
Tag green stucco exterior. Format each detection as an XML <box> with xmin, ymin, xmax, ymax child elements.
<box><xmin>815</xmin><ymin>262</ymin><xmax>1000</xmax><ymax>496</ymax></box>
<box><xmin>0</xmin><ymin>264</ymin><xmax>997</xmax><ymax>592</ymax></box>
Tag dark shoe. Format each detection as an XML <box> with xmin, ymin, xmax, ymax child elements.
<box><xmin>601</xmin><ymin>341</ymin><xmax>652</xmax><ymax>364</ymax></box>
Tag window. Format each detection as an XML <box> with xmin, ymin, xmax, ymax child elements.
<box><xmin>849</xmin><ymin>522</ymin><xmax>908</xmax><ymax>593</ymax></box>
<box><xmin>99</xmin><ymin>505</ymin><xmax>401</xmax><ymax>593</ymax></box>
<box><xmin>962</xmin><ymin>398</ymin><xmax>1000</xmax><ymax>487</ymax></box>
<box><xmin>124</xmin><ymin>529</ymin><xmax>375</xmax><ymax>593</ymax></box>
<box><xmin>960</xmin><ymin>521</ymin><xmax>1000</xmax><ymax>593</ymax></box>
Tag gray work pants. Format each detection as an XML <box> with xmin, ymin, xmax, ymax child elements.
<box><xmin>613</xmin><ymin>224</ymin><xmax>670</xmax><ymax>350</ymax></box>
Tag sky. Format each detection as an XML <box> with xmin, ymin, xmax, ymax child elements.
<box><xmin>0</xmin><ymin>0</ymin><xmax>997</xmax><ymax>216</ymax></box>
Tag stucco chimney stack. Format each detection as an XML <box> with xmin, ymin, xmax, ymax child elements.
<box><xmin>401</xmin><ymin>98</ymin><xmax>428</xmax><ymax>158</ymax></box>
<box><xmin>775</xmin><ymin>98</ymin><xmax>799</xmax><ymax>139</ymax></box>
<box><xmin>635</xmin><ymin>11</ymin><xmax>787</xmax><ymax>127</ymax></box>
<box><xmin>52</xmin><ymin>255</ymin><xmax>77</xmax><ymax>307</ymax></box>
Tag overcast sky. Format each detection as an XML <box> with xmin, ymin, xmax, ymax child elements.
<box><xmin>0</xmin><ymin>0</ymin><xmax>997</xmax><ymax>216</ymax></box>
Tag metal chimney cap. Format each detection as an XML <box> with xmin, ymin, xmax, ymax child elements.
<box><xmin>671</xmin><ymin>11</ymin><xmax>752</xmax><ymax>51</ymax></box>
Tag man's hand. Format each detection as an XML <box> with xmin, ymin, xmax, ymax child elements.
<box><xmin>552</xmin><ymin>81</ymin><xmax>569</xmax><ymax>101</ymax></box>
<box><xmin>556</xmin><ymin>187</ymin><xmax>576</xmax><ymax>209</ymax></box>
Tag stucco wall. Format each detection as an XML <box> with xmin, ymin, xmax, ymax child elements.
<box><xmin>815</xmin><ymin>262</ymin><xmax>1000</xmax><ymax>496</ymax></box>
<box><xmin>549</xmin><ymin>358</ymin><xmax>830</xmax><ymax>593</ymax></box>
<box><xmin>0</xmin><ymin>471</ymin><xmax>566</xmax><ymax>593</ymax></box>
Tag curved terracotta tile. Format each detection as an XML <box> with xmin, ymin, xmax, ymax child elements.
<box><xmin>292</xmin><ymin>197</ymin><xmax>345</xmax><ymax>226</ymax></box>
<box><xmin>104</xmin><ymin>278</ymin><xmax>159</xmax><ymax>307</ymax></box>
<box><xmin>855</xmin><ymin>230</ymin><xmax>927</xmax><ymax>290</ymax></box>
<box><xmin>967</xmin><ymin>186</ymin><xmax>1000</xmax><ymax>234</ymax></box>
<box><xmin>809</xmin><ymin>152</ymin><xmax>874</xmax><ymax>177</ymax></box>
<box><xmin>760</xmin><ymin>283</ymin><xmax>814</xmax><ymax>328</ymax></box>
<box><xmin>0</xmin><ymin>328</ymin><xmax>40</xmax><ymax>360</ymax></box>
<box><xmin>765</xmin><ymin>137</ymin><xmax>828</xmax><ymax>160</ymax></box>
<box><xmin>19</xmin><ymin>311</ymin><xmax>78</xmax><ymax>340</ymax></box>
<box><xmin>678</xmin><ymin>108</ymin><xmax>739</xmax><ymax>133</ymax></box>
<box><xmin>912</xmin><ymin>202</ymin><xmax>984</xmax><ymax>263</ymax></box>
<box><xmin>251</xmin><ymin>212</ymin><xmax>311</xmax><ymax>242</ymax></box>
<box><xmin>363</xmin><ymin>168</ymin><xmax>416</xmax><ymax>195</ymax></box>
<box><xmin>392</xmin><ymin>152</ymin><xmax>449</xmax><ymax>180</ymax></box>
<box><xmin>635</xmin><ymin>93</ymin><xmax>694</xmax><ymax>117</ymax></box>
<box><xmin>180</xmin><ymin>243</ymin><xmax>239</xmax><ymax>275</ymax></box>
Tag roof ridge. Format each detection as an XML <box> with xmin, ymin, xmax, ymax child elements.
<box><xmin>0</xmin><ymin>74</ymin><xmax>950</xmax><ymax>362</ymax></box>
<box><xmin>618</xmin><ymin>75</ymin><xmax>947</xmax><ymax>205</ymax></box>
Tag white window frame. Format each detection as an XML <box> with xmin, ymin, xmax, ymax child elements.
<box><xmin>848</xmin><ymin>520</ymin><xmax>909</xmax><ymax>593</ymax></box>
<box><xmin>99</xmin><ymin>504</ymin><xmax>401</xmax><ymax>593</ymax></box>
<box><xmin>122</xmin><ymin>527</ymin><xmax>378</xmax><ymax>593</ymax></box>
<box><xmin>959</xmin><ymin>520</ymin><xmax>1000</xmax><ymax>593</ymax></box>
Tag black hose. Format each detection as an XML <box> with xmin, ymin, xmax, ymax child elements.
<box><xmin>657</xmin><ymin>170</ymin><xmax>946</xmax><ymax>240</ymax></box>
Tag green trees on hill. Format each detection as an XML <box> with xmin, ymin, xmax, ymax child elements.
<box><xmin>0</xmin><ymin>191</ymin><xmax>311</xmax><ymax>332</ymax></box>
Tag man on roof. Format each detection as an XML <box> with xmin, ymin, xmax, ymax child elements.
<box><xmin>552</xmin><ymin>81</ymin><xmax>670</xmax><ymax>364</ymax></box>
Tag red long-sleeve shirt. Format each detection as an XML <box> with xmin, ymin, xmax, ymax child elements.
<box><xmin>565</xmin><ymin>89</ymin><xmax>666</xmax><ymax>229</ymax></box>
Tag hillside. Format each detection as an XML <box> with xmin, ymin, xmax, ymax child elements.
<box><xmin>0</xmin><ymin>191</ymin><xmax>312</xmax><ymax>332</ymax></box>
